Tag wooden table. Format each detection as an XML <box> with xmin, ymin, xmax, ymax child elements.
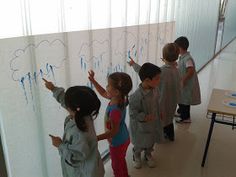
<box><xmin>201</xmin><ymin>88</ymin><xmax>236</xmax><ymax>167</ymax></box>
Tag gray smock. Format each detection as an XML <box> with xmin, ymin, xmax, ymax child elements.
<box><xmin>178</xmin><ymin>52</ymin><xmax>201</xmax><ymax>105</ymax></box>
<box><xmin>159</xmin><ymin>64</ymin><xmax>181</xmax><ymax>126</ymax></box>
<box><xmin>52</xmin><ymin>87</ymin><xmax>105</xmax><ymax>177</ymax></box>
<box><xmin>129</xmin><ymin>63</ymin><xmax>164</xmax><ymax>148</ymax></box>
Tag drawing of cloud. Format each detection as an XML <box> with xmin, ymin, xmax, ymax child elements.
<box><xmin>10</xmin><ymin>39</ymin><xmax>67</xmax><ymax>82</ymax></box>
<box><xmin>77</xmin><ymin>39</ymin><xmax>110</xmax><ymax>71</ymax></box>
<box><xmin>115</xmin><ymin>31</ymin><xmax>137</xmax><ymax>58</ymax></box>
<box><xmin>77</xmin><ymin>39</ymin><xmax>110</xmax><ymax>62</ymax></box>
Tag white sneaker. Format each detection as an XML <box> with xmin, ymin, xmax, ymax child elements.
<box><xmin>182</xmin><ymin>119</ymin><xmax>191</xmax><ymax>123</ymax></box>
<box><xmin>133</xmin><ymin>155</ymin><xmax>142</xmax><ymax>169</ymax></box>
<box><xmin>145</xmin><ymin>155</ymin><xmax>156</xmax><ymax>168</ymax></box>
<box><xmin>174</xmin><ymin>112</ymin><xmax>181</xmax><ymax>117</ymax></box>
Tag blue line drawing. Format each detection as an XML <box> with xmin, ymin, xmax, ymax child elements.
<box><xmin>10</xmin><ymin>39</ymin><xmax>67</xmax><ymax>105</ymax></box>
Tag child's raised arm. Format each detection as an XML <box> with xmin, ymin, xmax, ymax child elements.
<box><xmin>42</xmin><ymin>78</ymin><xmax>66</xmax><ymax>108</ymax></box>
<box><xmin>127</xmin><ymin>57</ymin><xmax>141</xmax><ymax>73</ymax></box>
<box><xmin>88</xmin><ymin>70</ymin><xmax>110</xmax><ymax>99</ymax></box>
<box><xmin>43</xmin><ymin>78</ymin><xmax>55</xmax><ymax>91</ymax></box>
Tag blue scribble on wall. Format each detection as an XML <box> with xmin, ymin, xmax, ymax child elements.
<box><xmin>9</xmin><ymin>39</ymin><xmax>67</xmax><ymax>105</ymax></box>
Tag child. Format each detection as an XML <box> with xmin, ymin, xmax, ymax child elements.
<box><xmin>174</xmin><ymin>36</ymin><xmax>201</xmax><ymax>123</ymax></box>
<box><xmin>43</xmin><ymin>78</ymin><xmax>104</xmax><ymax>177</ymax></box>
<box><xmin>88</xmin><ymin>71</ymin><xmax>132</xmax><ymax>177</ymax></box>
<box><xmin>159</xmin><ymin>43</ymin><xmax>181</xmax><ymax>141</ymax></box>
<box><xmin>128</xmin><ymin>62</ymin><xmax>163</xmax><ymax>169</ymax></box>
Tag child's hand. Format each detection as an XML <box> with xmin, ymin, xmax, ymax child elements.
<box><xmin>43</xmin><ymin>78</ymin><xmax>55</xmax><ymax>91</ymax></box>
<box><xmin>127</xmin><ymin>57</ymin><xmax>135</xmax><ymax>66</ymax></box>
<box><xmin>144</xmin><ymin>114</ymin><xmax>155</xmax><ymax>122</ymax></box>
<box><xmin>88</xmin><ymin>70</ymin><xmax>95</xmax><ymax>82</ymax></box>
<box><xmin>49</xmin><ymin>134</ymin><xmax>62</xmax><ymax>147</ymax></box>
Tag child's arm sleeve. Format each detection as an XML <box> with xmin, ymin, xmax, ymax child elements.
<box><xmin>129</xmin><ymin>94</ymin><xmax>146</xmax><ymax>122</ymax></box>
<box><xmin>52</xmin><ymin>87</ymin><xmax>66</xmax><ymax>109</ymax></box>
<box><xmin>58</xmin><ymin>133</ymin><xmax>90</xmax><ymax>166</ymax></box>
<box><xmin>132</xmin><ymin>63</ymin><xmax>141</xmax><ymax>73</ymax></box>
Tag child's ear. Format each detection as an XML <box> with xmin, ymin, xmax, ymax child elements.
<box><xmin>115</xmin><ymin>89</ymin><xmax>120</xmax><ymax>96</ymax></box>
<box><xmin>144</xmin><ymin>78</ymin><xmax>151</xmax><ymax>82</ymax></box>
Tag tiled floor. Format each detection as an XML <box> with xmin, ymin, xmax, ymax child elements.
<box><xmin>104</xmin><ymin>39</ymin><xmax>236</xmax><ymax>177</ymax></box>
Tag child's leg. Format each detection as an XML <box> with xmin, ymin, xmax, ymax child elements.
<box><xmin>144</xmin><ymin>146</ymin><xmax>154</xmax><ymax>159</ymax></box>
<box><xmin>144</xmin><ymin>146</ymin><xmax>156</xmax><ymax>168</ymax></box>
<box><xmin>164</xmin><ymin>123</ymin><xmax>174</xmax><ymax>141</ymax></box>
<box><xmin>132</xmin><ymin>146</ymin><xmax>142</xmax><ymax>168</ymax></box>
<box><xmin>179</xmin><ymin>104</ymin><xmax>190</xmax><ymax>120</ymax></box>
<box><xmin>110</xmin><ymin>139</ymin><xmax>130</xmax><ymax>177</ymax></box>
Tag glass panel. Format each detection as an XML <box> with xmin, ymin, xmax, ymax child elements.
<box><xmin>175</xmin><ymin>0</ymin><xmax>220</xmax><ymax>70</ymax></box>
<box><xmin>222</xmin><ymin>0</ymin><xmax>236</xmax><ymax>47</ymax></box>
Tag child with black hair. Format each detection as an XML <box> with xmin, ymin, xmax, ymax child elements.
<box><xmin>43</xmin><ymin>79</ymin><xmax>104</xmax><ymax>177</ymax></box>
<box><xmin>128</xmin><ymin>63</ymin><xmax>163</xmax><ymax>169</ymax></box>
<box><xmin>174</xmin><ymin>36</ymin><xmax>201</xmax><ymax>123</ymax></box>
<box><xmin>88</xmin><ymin>71</ymin><xmax>132</xmax><ymax>177</ymax></box>
<box><xmin>128</xmin><ymin>43</ymin><xmax>181</xmax><ymax>142</ymax></box>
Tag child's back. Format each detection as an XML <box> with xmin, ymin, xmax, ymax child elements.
<box><xmin>177</xmin><ymin>52</ymin><xmax>201</xmax><ymax>105</ymax></box>
<box><xmin>159</xmin><ymin>43</ymin><xmax>181</xmax><ymax>140</ymax></box>
<box><xmin>174</xmin><ymin>36</ymin><xmax>201</xmax><ymax>123</ymax></box>
<box><xmin>44</xmin><ymin>83</ymin><xmax>104</xmax><ymax>177</ymax></box>
<box><xmin>60</xmin><ymin>114</ymin><xmax>104</xmax><ymax>177</ymax></box>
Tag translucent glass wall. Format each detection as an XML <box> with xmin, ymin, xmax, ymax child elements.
<box><xmin>175</xmin><ymin>0</ymin><xmax>220</xmax><ymax>70</ymax></box>
<box><xmin>222</xmin><ymin>0</ymin><xmax>236</xmax><ymax>47</ymax></box>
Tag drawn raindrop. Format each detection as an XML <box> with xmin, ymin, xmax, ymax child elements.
<box><xmin>40</xmin><ymin>69</ymin><xmax>43</xmax><ymax>78</ymax></box>
<box><xmin>46</xmin><ymin>63</ymin><xmax>50</xmax><ymax>75</ymax></box>
<box><xmin>33</xmin><ymin>71</ymin><xmax>37</xmax><ymax>84</ymax></box>
<box><xmin>49</xmin><ymin>65</ymin><xmax>55</xmax><ymax>81</ymax></box>
<box><xmin>80</xmin><ymin>57</ymin><xmax>83</xmax><ymax>69</ymax></box>
<box><xmin>20</xmin><ymin>77</ymin><xmax>28</xmax><ymax>104</ymax></box>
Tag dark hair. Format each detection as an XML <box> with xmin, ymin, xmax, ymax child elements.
<box><xmin>174</xmin><ymin>36</ymin><xmax>189</xmax><ymax>50</ymax></box>
<box><xmin>162</xmin><ymin>43</ymin><xmax>180</xmax><ymax>62</ymax></box>
<box><xmin>65</xmin><ymin>86</ymin><xmax>101</xmax><ymax>132</ymax></box>
<box><xmin>139</xmin><ymin>62</ymin><xmax>161</xmax><ymax>81</ymax></box>
<box><xmin>108</xmin><ymin>72</ymin><xmax>133</xmax><ymax>109</ymax></box>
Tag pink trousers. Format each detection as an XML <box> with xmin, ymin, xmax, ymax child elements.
<box><xmin>109</xmin><ymin>139</ymin><xmax>130</xmax><ymax>177</ymax></box>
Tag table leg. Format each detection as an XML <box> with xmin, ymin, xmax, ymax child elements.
<box><xmin>201</xmin><ymin>113</ymin><xmax>216</xmax><ymax>167</ymax></box>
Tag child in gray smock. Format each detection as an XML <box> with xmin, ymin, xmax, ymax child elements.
<box><xmin>43</xmin><ymin>79</ymin><xmax>104</xmax><ymax>177</ymax></box>
<box><xmin>174</xmin><ymin>36</ymin><xmax>201</xmax><ymax>123</ymax></box>
<box><xmin>129</xmin><ymin>63</ymin><xmax>163</xmax><ymax>169</ymax></box>
<box><xmin>159</xmin><ymin>43</ymin><xmax>181</xmax><ymax>141</ymax></box>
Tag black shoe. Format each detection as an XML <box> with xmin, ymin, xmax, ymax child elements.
<box><xmin>168</xmin><ymin>136</ymin><xmax>175</xmax><ymax>141</ymax></box>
